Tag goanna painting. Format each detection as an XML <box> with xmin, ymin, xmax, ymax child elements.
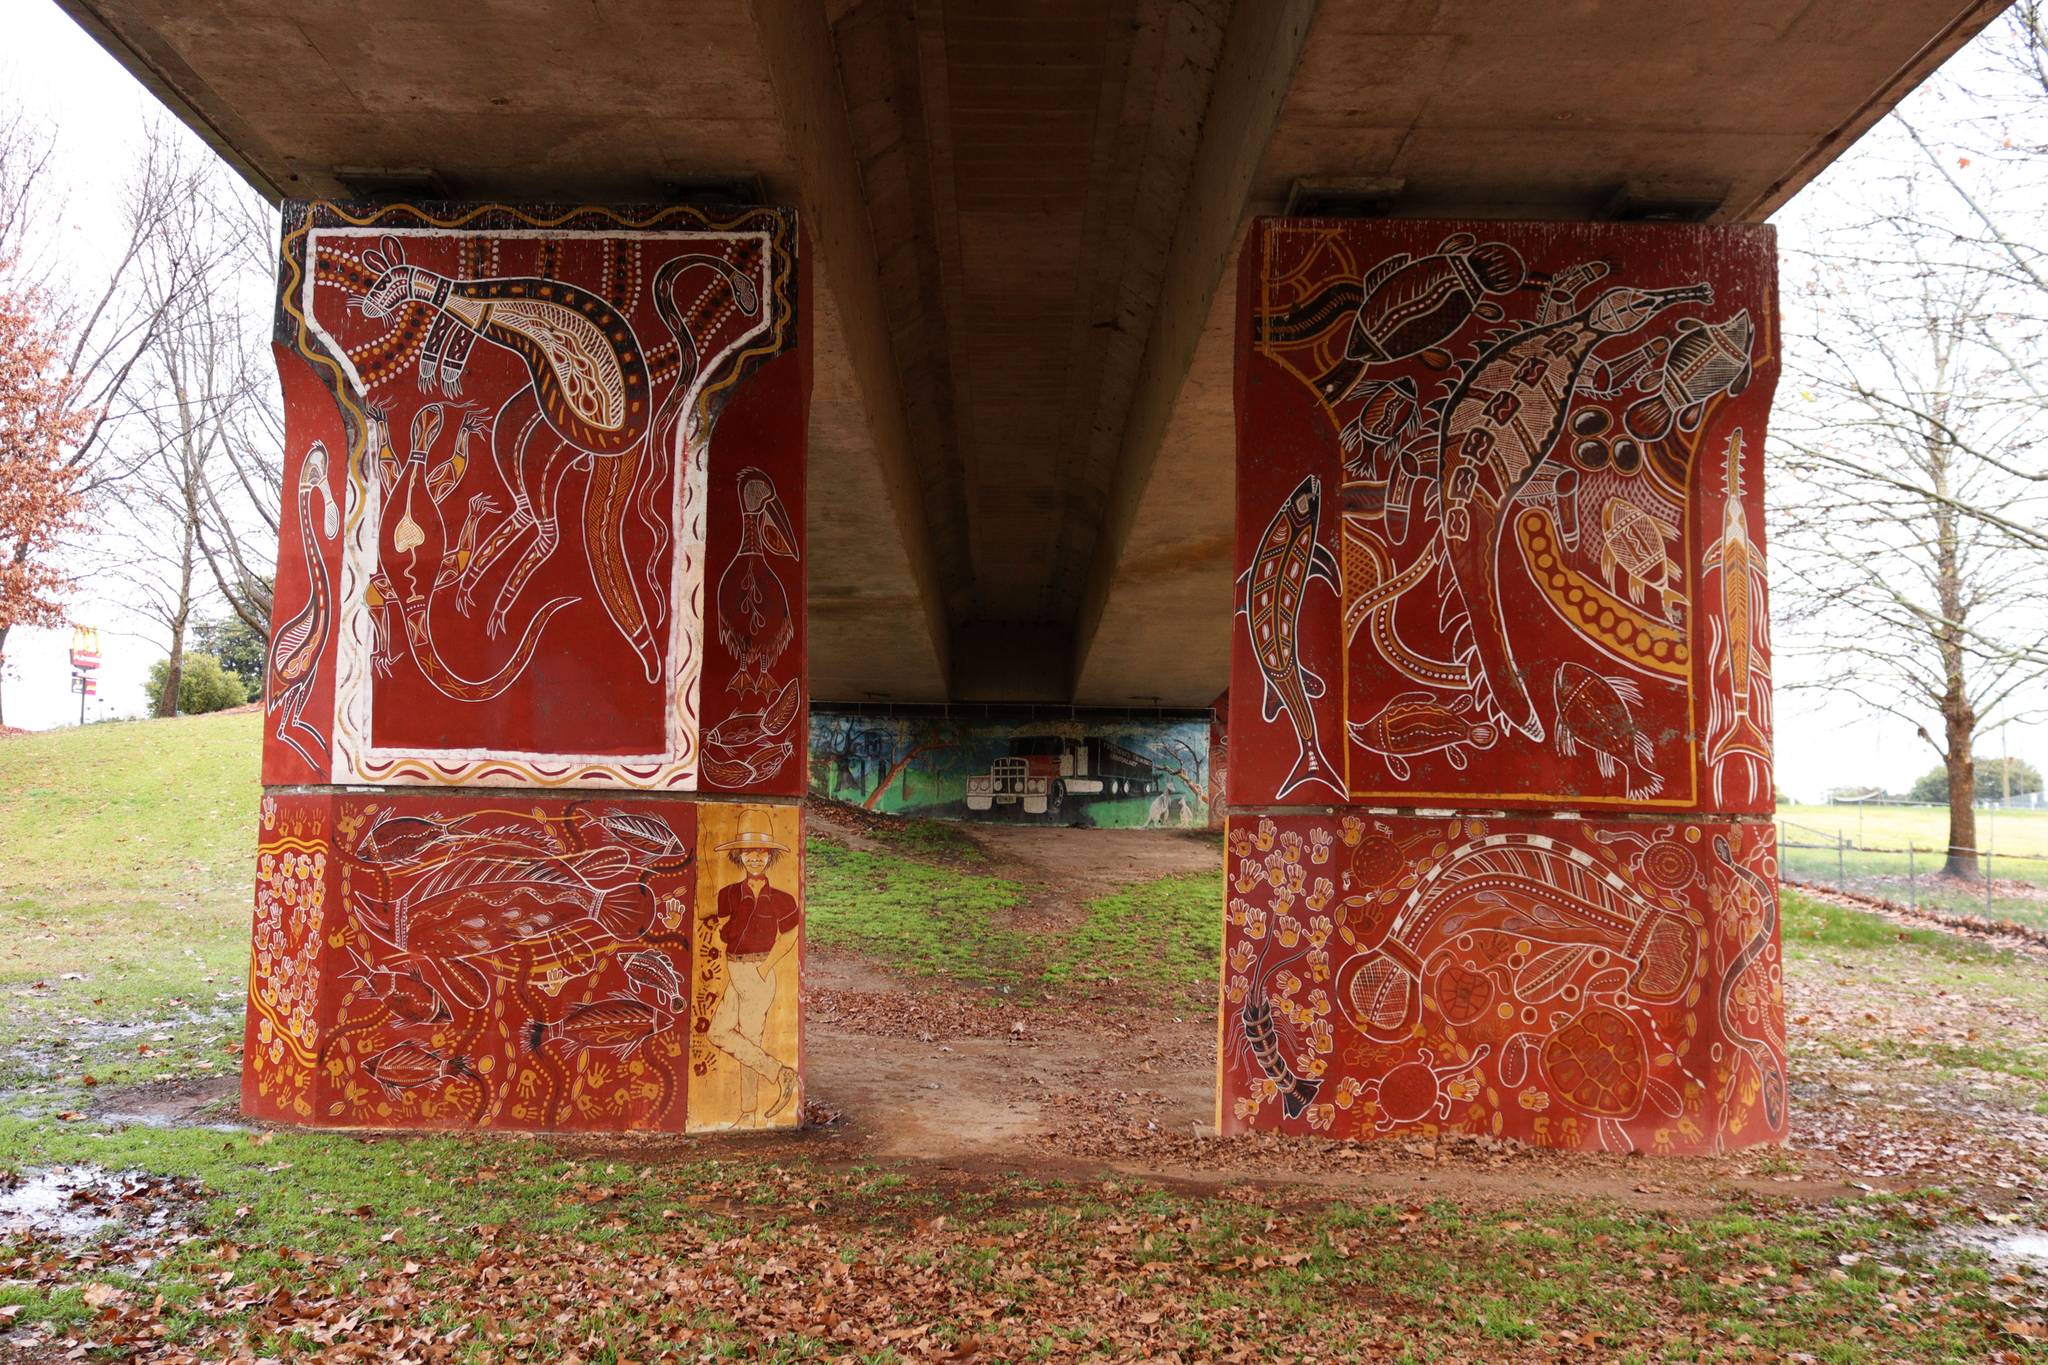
<box><xmin>262</xmin><ymin>201</ymin><xmax>808</xmax><ymax>795</ymax></box>
<box><xmin>243</xmin><ymin>793</ymin><xmax>802</xmax><ymax>1132</ymax></box>
<box><xmin>809</xmin><ymin>709</ymin><xmax>1212</xmax><ymax>828</ymax></box>
<box><xmin>1233</xmin><ymin>219</ymin><xmax>1775</xmax><ymax>812</ymax></box>
<box><xmin>1216</xmin><ymin>813</ymin><xmax>1785</xmax><ymax>1154</ymax></box>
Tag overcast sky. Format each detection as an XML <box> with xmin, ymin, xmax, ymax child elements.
<box><xmin>2</xmin><ymin>0</ymin><xmax>2041</xmax><ymax>802</ymax></box>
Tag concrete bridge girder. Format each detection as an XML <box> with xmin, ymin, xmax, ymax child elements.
<box><xmin>55</xmin><ymin>0</ymin><xmax>2005</xmax><ymax>710</ymax></box>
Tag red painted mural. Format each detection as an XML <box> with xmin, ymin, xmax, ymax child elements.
<box><xmin>262</xmin><ymin>202</ymin><xmax>808</xmax><ymax>796</ymax></box>
<box><xmin>1224</xmin><ymin>219</ymin><xmax>1783</xmax><ymax>1153</ymax></box>
<box><xmin>244</xmin><ymin>791</ymin><xmax>804</xmax><ymax>1132</ymax></box>
<box><xmin>248</xmin><ymin>202</ymin><xmax>808</xmax><ymax>1132</ymax></box>
<box><xmin>1231</xmin><ymin>219</ymin><xmax>1775</xmax><ymax>813</ymax></box>
<box><xmin>1216</xmin><ymin>812</ymin><xmax>1785</xmax><ymax>1153</ymax></box>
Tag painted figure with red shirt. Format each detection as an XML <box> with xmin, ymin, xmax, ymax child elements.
<box><xmin>705</xmin><ymin>809</ymin><xmax>801</xmax><ymax>1119</ymax></box>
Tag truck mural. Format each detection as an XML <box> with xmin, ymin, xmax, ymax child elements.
<box><xmin>966</xmin><ymin>734</ymin><xmax>1161</xmax><ymax>817</ymax></box>
<box><xmin>810</xmin><ymin>707</ymin><xmax>1211</xmax><ymax>829</ymax></box>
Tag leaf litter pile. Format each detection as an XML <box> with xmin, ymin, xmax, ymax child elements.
<box><xmin>0</xmin><ymin>1147</ymin><xmax>2038</xmax><ymax>1363</ymax></box>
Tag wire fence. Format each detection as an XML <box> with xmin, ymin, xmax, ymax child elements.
<box><xmin>1777</xmin><ymin>817</ymin><xmax>2048</xmax><ymax>931</ymax></box>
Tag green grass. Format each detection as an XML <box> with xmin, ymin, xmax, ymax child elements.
<box><xmin>1779</xmin><ymin>889</ymin><xmax>2009</xmax><ymax>964</ymax></box>
<box><xmin>867</xmin><ymin>816</ymin><xmax>988</xmax><ymax>864</ymax></box>
<box><xmin>0</xmin><ymin>1110</ymin><xmax>2029</xmax><ymax>1362</ymax></box>
<box><xmin>803</xmin><ymin>838</ymin><xmax>1032</xmax><ymax>982</ymax></box>
<box><xmin>1778</xmin><ymin>803</ymin><xmax>2048</xmax><ymax>929</ymax></box>
<box><xmin>0</xmin><ymin>710</ymin><xmax>256</xmax><ymax>991</ymax></box>
<box><xmin>0</xmin><ymin>712</ymin><xmax>259</xmax><ymax>1096</ymax></box>
<box><xmin>0</xmin><ymin>717</ymin><xmax>2042</xmax><ymax>1358</ymax></box>
<box><xmin>1045</xmin><ymin>873</ymin><xmax>1222</xmax><ymax>998</ymax></box>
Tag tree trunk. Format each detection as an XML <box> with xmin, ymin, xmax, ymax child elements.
<box><xmin>157</xmin><ymin>612</ymin><xmax>187</xmax><ymax>718</ymax></box>
<box><xmin>0</xmin><ymin>622</ymin><xmax>10</xmax><ymax>728</ymax></box>
<box><xmin>156</xmin><ymin>522</ymin><xmax>198</xmax><ymax>719</ymax></box>
<box><xmin>1943</xmin><ymin>729</ymin><xmax>1978</xmax><ymax>879</ymax></box>
<box><xmin>1931</xmin><ymin>434</ymin><xmax>1977</xmax><ymax>879</ymax></box>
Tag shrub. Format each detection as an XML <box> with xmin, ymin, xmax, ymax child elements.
<box><xmin>143</xmin><ymin>653</ymin><xmax>248</xmax><ymax>716</ymax></box>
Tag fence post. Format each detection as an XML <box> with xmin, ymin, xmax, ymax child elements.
<box><xmin>1837</xmin><ymin>834</ymin><xmax>1846</xmax><ymax>892</ymax></box>
<box><xmin>1986</xmin><ymin>847</ymin><xmax>1994</xmax><ymax>918</ymax></box>
<box><xmin>1907</xmin><ymin>843</ymin><xmax>1916</xmax><ymax>912</ymax></box>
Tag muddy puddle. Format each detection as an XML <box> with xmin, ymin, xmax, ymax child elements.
<box><xmin>0</xmin><ymin>1166</ymin><xmax>201</xmax><ymax>1245</ymax></box>
<box><xmin>1948</xmin><ymin>1225</ymin><xmax>2048</xmax><ymax>1271</ymax></box>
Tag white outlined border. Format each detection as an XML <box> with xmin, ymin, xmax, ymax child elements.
<box><xmin>305</xmin><ymin>226</ymin><xmax>775</xmax><ymax>790</ymax></box>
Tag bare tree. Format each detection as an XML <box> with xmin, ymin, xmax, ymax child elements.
<box><xmin>110</xmin><ymin>140</ymin><xmax>279</xmax><ymax>714</ymax></box>
<box><xmin>0</xmin><ymin>112</ymin><xmax>205</xmax><ymax>723</ymax></box>
<box><xmin>1769</xmin><ymin>4</ymin><xmax>2048</xmax><ymax>875</ymax></box>
<box><xmin>1773</xmin><ymin>198</ymin><xmax>2048</xmax><ymax>876</ymax></box>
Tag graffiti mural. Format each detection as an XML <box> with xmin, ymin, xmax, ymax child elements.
<box><xmin>1216</xmin><ymin>812</ymin><xmax>1785</xmax><ymax>1153</ymax></box>
<box><xmin>809</xmin><ymin>707</ymin><xmax>1213</xmax><ymax>828</ymax></box>
<box><xmin>1235</xmin><ymin>219</ymin><xmax>1775</xmax><ymax>812</ymax></box>
<box><xmin>1225</xmin><ymin>219</ymin><xmax>1783</xmax><ymax>1154</ymax></box>
<box><xmin>247</xmin><ymin>202</ymin><xmax>808</xmax><ymax>1133</ymax></box>
<box><xmin>262</xmin><ymin>201</ymin><xmax>807</xmax><ymax>795</ymax></box>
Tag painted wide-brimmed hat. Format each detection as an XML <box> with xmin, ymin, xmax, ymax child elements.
<box><xmin>714</xmin><ymin>809</ymin><xmax>789</xmax><ymax>854</ymax></box>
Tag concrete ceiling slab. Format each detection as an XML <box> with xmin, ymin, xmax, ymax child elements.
<box><xmin>58</xmin><ymin>0</ymin><xmax>2007</xmax><ymax>707</ymax></box>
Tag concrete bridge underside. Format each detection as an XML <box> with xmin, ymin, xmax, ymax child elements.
<box><xmin>62</xmin><ymin>0</ymin><xmax>2003</xmax><ymax>706</ymax></box>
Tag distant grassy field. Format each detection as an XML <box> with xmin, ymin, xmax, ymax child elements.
<box><xmin>1776</xmin><ymin>802</ymin><xmax>2048</xmax><ymax>928</ymax></box>
<box><xmin>0</xmin><ymin>712</ymin><xmax>257</xmax><ymax>1093</ymax></box>
<box><xmin>1778</xmin><ymin>802</ymin><xmax>2048</xmax><ymax>858</ymax></box>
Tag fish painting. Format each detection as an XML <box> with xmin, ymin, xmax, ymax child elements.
<box><xmin>703</xmin><ymin>676</ymin><xmax>802</xmax><ymax>757</ymax></box>
<box><xmin>1348</xmin><ymin>691</ymin><xmax>1498</xmax><ymax>780</ymax></box>
<box><xmin>343</xmin><ymin>955</ymin><xmax>451</xmax><ymax>1027</ymax></box>
<box><xmin>1339</xmin><ymin>376</ymin><xmax>1423</xmax><ymax>458</ymax></box>
<box><xmin>527</xmin><ymin>996</ymin><xmax>673</xmax><ymax>1057</ymax></box>
<box><xmin>1238</xmin><ymin>476</ymin><xmax>1342</xmax><ymax>798</ymax></box>
<box><xmin>344</xmin><ymin>815</ymin><xmax>662</xmax><ymax>1011</ymax></box>
<box><xmin>362</xmin><ymin>1041</ymin><xmax>473</xmax><ymax>1096</ymax></box>
<box><xmin>1623</xmin><ymin>310</ymin><xmax>1753</xmax><ymax>441</ymax></box>
<box><xmin>1704</xmin><ymin>430</ymin><xmax>1772</xmax><ymax>798</ymax></box>
<box><xmin>1553</xmin><ymin>662</ymin><xmax>1663</xmax><ymax>799</ymax></box>
<box><xmin>622</xmin><ymin>950</ymin><xmax>685</xmax><ymax>1009</ymax></box>
<box><xmin>1433</xmin><ymin>276</ymin><xmax>1710</xmax><ymax>741</ymax></box>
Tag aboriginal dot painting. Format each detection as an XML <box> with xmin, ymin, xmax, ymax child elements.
<box><xmin>1224</xmin><ymin>220</ymin><xmax>1784</xmax><ymax>1153</ymax></box>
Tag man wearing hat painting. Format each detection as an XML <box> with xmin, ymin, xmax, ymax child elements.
<box><xmin>706</xmin><ymin>808</ymin><xmax>801</xmax><ymax>1119</ymax></box>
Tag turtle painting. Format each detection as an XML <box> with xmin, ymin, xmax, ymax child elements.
<box><xmin>1537</xmin><ymin>1003</ymin><xmax>1682</xmax><ymax>1151</ymax></box>
<box><xmin>1361</xmin><ymin>1044</ymin><xmax>1491</xmax><ymax>1131</ymax></box>
<box><xmin>1598</xmin><ymin>498</ymin><xmax>1685</xmax><ymax>621</ymax></box>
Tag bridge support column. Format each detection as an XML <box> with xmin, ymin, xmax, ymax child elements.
<box><xmin>242</xmin><ymin>202</ymin><xmax>810</xmax><ymax>1132</ymax></box>
<box><xmin>1220</xmin><ymin>218</ymin><xmax>1785</xmax><ymax>1153</ymax></box>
